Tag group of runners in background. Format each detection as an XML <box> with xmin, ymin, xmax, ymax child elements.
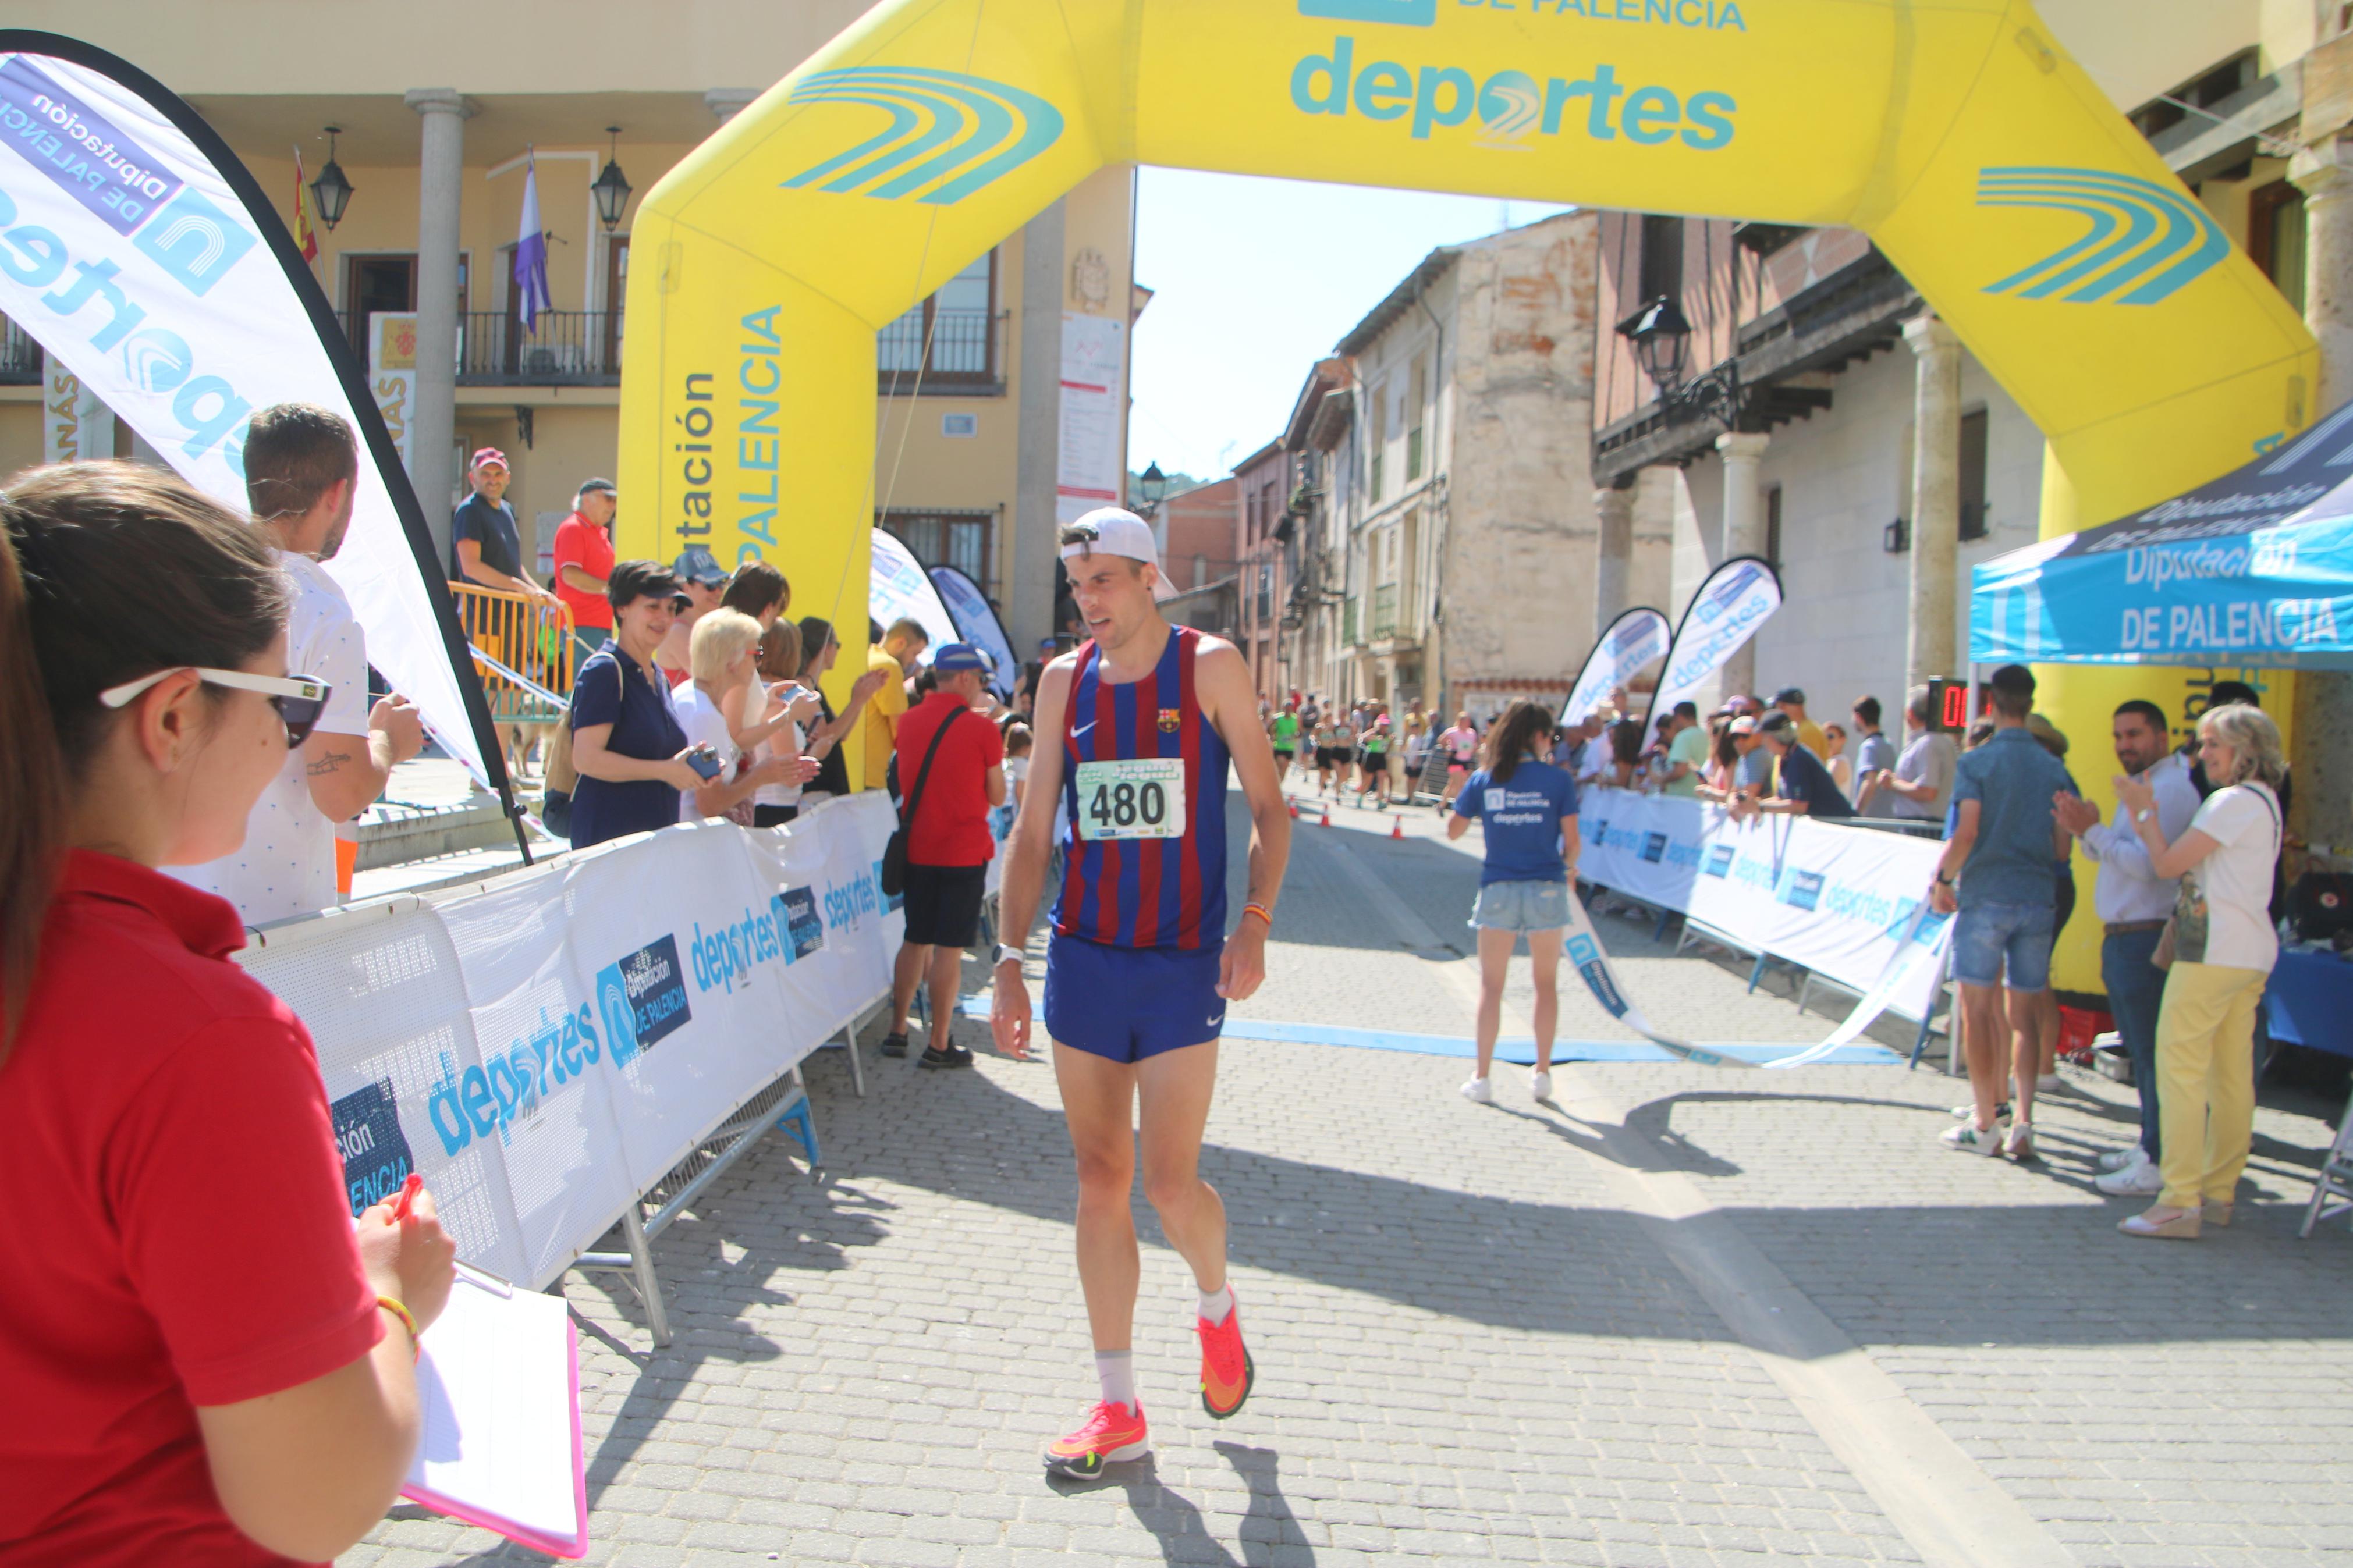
<box><xmin>1265</xmin><ymin>694</ymin><xmax>1485</xmax><ymax>812</ymax></box>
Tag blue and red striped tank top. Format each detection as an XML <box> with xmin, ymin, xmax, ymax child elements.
<box><xmin>1052</xmin><ymin>624</ymin><xmax>1231</xmax><ymax>950</ymax></box>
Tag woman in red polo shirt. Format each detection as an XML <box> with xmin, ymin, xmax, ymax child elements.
<box><xmin>0</xmin><ymin>464</ymin><xmax>456</xmax><ymax>1566</ymax></box>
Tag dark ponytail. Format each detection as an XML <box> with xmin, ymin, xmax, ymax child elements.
<box><xmin>1484</xmin><ymin>699</ymin><xmax>1555</xmax><ymax>785</ymax></box>
<box><xmin>0</xmin><ymin>462</ymin><xmax>289</xmax><ymax>1060</ymax></box>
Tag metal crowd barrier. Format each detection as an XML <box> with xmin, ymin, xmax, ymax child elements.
<box><xmin>448</xmin><ymin>581</ymin><xmax>576</xmax><ymax>727</ymax></box>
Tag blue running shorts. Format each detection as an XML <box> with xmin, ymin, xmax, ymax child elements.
<box><xmin>1043</xmin><ymin>934</ymin><xmax>1226</xmax><ymax>1064</ymax></box>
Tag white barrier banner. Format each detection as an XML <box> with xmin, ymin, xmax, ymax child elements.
<box><xmin>1563</xmin><ymin>607</ymin><xmax>1669</xmax><ymax>726</ymax></box>
<box><xmin>1577</xmin><ymin>791</ymin><xmax>1950</xmax><ymax>1021</ymax></box>
<box><xmin>1650</xmin><ymin>557</ymin><xmax>1782</xmax><ymax>721</ymax></box>
<box><xmin>0</xmin><ymin>45</ymin><xmax>490</xmax><ymax>783</ymax></box>
<box><xmin>236</xmin><ymin>794</ymin><xmax>901</xmax><ymax>1289</ymax></box>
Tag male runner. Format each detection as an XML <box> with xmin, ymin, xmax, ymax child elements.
<box><xmin>991</xmin><ymin>507</ymin><xmax>1293</xmax><ymax>1481</ymax></box>
<box><xmin>1269</xmin><ymin>701</ymin><xmax>1301</xmax><ymax>782</ymax></box>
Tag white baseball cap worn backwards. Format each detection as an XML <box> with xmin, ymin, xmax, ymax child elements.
<box><xmin>1059</xmin><ymin>506</ymin><xmax>1174</xmax><ymax>602</ymax></box>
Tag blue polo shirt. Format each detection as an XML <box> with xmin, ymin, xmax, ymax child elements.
<box><xmin>1950</xmin><ymin>726</ymin><xmax>2072</xmax><ymax>909</ymax></box>
<box><xmin>1773</xmin><ymin>740</ymin><xmax>1853</xmax><ymax>818</ymax></box>
<box><xmin>1453</xmin><ymin>760</ymin><xmax>1579</xmax><ymax>886</ymax></box>
<box><xmin>566</xmin><ymin>648</ymin><xmax>684</xmax><ymax>848</ymax></box>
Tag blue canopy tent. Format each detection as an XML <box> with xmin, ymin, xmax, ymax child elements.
<box><xmin>1972</xmin><ymin>400</ymin><xmax>2353</xmax><ymax>669</ymax></box>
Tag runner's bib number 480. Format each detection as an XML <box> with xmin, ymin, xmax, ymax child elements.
<box><xmin>1076</xmin><ymin>758</ymin><xmax>1185</xmax><ymax>841</ymax></box>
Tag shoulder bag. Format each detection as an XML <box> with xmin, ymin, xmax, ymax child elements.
<box><xmin>880</xmin><ymin>707</ymin><xmax>963</xmax><ymax>897</ymax></box>
<box><xmin>2153</xmin><ymin>781</ymin><xmax>2279</xmax><ymax>970</ymax></box>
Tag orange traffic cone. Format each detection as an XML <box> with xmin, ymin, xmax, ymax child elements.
<box><xmin>1287</xmin><ymin>798</ymin><xmax>1300</xmax><ymax>819</ymax></box>
<box><xmin>1320</xmin><ymin>808</ymin><xmax>1332</xmax><ymax>828</ymax></box>
<box><xmin>1390</xmin><ymin>817</ymin><xmax>1404</xmax><ymax>841</ymax></box>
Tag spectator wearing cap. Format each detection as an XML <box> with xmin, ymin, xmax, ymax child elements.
<box><xmin>551</xmin><ymin>479</ymin><xmax>618</xmax><ymax>658</ymax></box>
<box><xmin>1734</xmin><ymin>712</ymin><xmax>1854</xmax><ymax>820</ymax></box>
<box><xmin>450</xmin><ymin>447</ymin><xmax>550</xmax><ymax>603</ymax></box>
<box><xmin>881</xmin><ymin>643</ymin><xmax>1006</xmax><ymax>1070</ymax></box>
<box><xmin>863</xmin><ymin>617</ymin><xmax>931</xmax><ymax>793</ymax></box>
<box><xmin>654</xmin><ymin>544</ymin><xmax>729</xmax><ymax>688</ymax></box>
<box><xmin>569</xmin><ymin>561</ymin><xmax>709</xmax><ymax>849</ymax></box>
<box><xmin>1771</xmin><ymin>688</ymin><xmax>1828</xmax><ymax>760</ymax></box>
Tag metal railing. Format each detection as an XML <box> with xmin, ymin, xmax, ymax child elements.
<box><xmin>876</xmin><ymin>307</ymin><xmax>1002</xmax><ymax>387</ymax></box>
<box><xmin>447</xmin><ymin>581</ymin><xmax>576</xmax><ymax>724</ymax></box>
<box><xmin>0</xmin><ymin>314</ymin><xmax>41</xmax><ymax>383</ymax></box>
<box><xmin>1371</xmin><ymin>582</ymin><xmax>1399</xmax><ymax>639</ymax></box>
<box><xmin>338</xmin><ymin>310</ymin><xmax>623</xmax><ymax>385</ymax></box>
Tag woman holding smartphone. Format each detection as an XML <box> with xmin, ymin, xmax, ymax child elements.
<box><xmin>568</xmin><ymin>560</ymin><xmax>709</xmax><ymax>849</ymax></box>
<box><xmin>1</xmin><ymin>463</ymin><xmax>457</xmax><ymax>1563</ymax></box>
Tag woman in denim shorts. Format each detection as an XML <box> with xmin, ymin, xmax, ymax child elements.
<box><xmin>1445</xmin><ymin>699</ymin><xmax>1582</xmax><ymax>1105</ymax></box>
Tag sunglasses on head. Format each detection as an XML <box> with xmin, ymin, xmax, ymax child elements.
<box><xmin>99</xmin><ymin>666</ymin><xmax>335</xmax><ymax>748</ymax></box>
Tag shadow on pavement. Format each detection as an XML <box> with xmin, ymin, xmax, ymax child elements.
<box><xmin>1061</xmin><ymin>1440</ymin><xmax>1313</xmax><ymax>1568</ymax></box>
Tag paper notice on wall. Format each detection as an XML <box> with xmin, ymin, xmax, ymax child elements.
<box><xmin>41</xmin><ymin>363</ymin><xmax>113</xmax><ymax>465</ymax></box>
<box><xmin>1057</xmin><ymin>311</ymin><xmax>1124</xmax><ymax>524</ymax></box>
<box><xmin>370</xmin><ymin>311</ymin><xmax>418</xmax><ymax>468</ymax></box>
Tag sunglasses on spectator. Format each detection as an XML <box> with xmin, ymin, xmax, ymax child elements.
<box><xmin>98</xmin><ymin>667</ymin><xmax>335</xmax><ymax>748</ymax></box>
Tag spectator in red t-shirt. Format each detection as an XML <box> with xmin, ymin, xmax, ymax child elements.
<box><xmin>881</xmin><ymin>643</ymin><xmax>1005</xmax><ymax>1070</ymax></box>
<box><xmin>549</xmin><ymin>478</ymin><xmax>617</xmax><ymax>659</ymax></box>
<box><xmin>0</xmin><ymin>463</ymin><xmax>457</xmax><ymax>1565</ymax></box>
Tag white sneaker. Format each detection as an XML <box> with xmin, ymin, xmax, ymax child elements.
<box><xmin>2096</xmin><ymin>1150</ymin><xmax>2165</xmax><ymax>1195</ymax></box>
<box><xmin>2095</xmin><ymin>1146</ymin><xmax>2144</xmax><ymax>1174</ymax></box>
<box><xmin>2004</xmin><ymin>1119</ymin><xmax>2037</xmax><ymax>1161</ymax></box>
<box><xmin>1942</xmin><ymin>1120</ymin><xmax>2005</xmax><ymax>1156</ymax></box>
<box><xmin>2036</xmin><ymin>1073</ymin><xmax>2064</xmax><ymax>1094</ymax></box>
<box><xmin>1529</xmin><ymin>1069</ymin><xmax>1553</xmax><ymax>1101</ymax></box>
<box><xmin>1460</xmin><ymin>1076</ymin><xmax>1493</xmax><ymax>1104</ymax></box>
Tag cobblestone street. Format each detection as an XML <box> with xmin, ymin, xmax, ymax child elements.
<box><xmin>350</xmin><ymin>792</ymin><xmax>2353</xmax><ymax>1567</ymax></box>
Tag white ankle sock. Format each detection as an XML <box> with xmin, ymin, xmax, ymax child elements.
<box><xmin>1198</xmin><ymin>1283</ymin><xmax>1234</xmax><ymax>1325</ymax></box>
<box><xmin>1095</xmin><ymin>1350</ymin><xmax>1136</xmax><ymax>1410</ymax></box>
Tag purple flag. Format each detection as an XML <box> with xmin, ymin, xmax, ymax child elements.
<box><xmin>513</xmin><ymin>153</ymin><xmax>551</xmax><ymax>335</ymax></box>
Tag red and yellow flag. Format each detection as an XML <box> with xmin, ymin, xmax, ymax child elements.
<box><xmin>291</xmin><ymin>146</ymin><xmax>320</xmax><ymax>265</ymax></box>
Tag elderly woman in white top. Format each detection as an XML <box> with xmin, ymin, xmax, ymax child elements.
<box><xmin>670</xmin><ymin>609</ymin><xmax>812</xmax><ymax>823</ymax></box>
<box><xmin>2109</xmin><ymin>703</ymin><xmax>2287</xmax><ymax>1241</ymax></box>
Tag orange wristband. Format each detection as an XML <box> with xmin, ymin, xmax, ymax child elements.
<box><xmin>1242</xmin><ymin>902</ymin><xmax>1273</xmax><ymax>929</ymax></box>
<box><xmin>376</xmin><ymin>1295</ymin><xmax>420</xmax><ymax>1360</ymax></box>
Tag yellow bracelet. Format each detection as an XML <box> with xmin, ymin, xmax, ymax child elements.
<box><xmin>1242</xmin><ymin>902</ymin><xmax>1273</xmax><ymax>929</ymax></box>
<box><xmin>376</xmin><ymin>1295</ymin><xmax>420</xmax><ymax>1360</ymax></box>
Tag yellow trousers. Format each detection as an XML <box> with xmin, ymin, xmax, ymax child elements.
<box><xmin>2155</xmin><ymin>961</ymin><xmax>2267</xmax><ymax>1209</ymax></box>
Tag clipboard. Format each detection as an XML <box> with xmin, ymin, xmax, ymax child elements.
<box><xmin>398</xmin><ymin>1264</ymin><xmax>589</xmax><ymax>1559</ymax></box>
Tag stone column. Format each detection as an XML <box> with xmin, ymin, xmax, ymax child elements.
<box><xmin>1593</xmin><ymin>479</ymin><xmax>1636</xmax><ymax>631</ymax></box>
<box><xmin>1902</xmin><ymin>312</ymin><xmax>1962</xmax><ymax>688</ymax></box>
<box><xmin>2290</xmin><ymin>140</ymin><xmax>2353</xmax><ymax>867</ymax></box>
<box><xmin>1715</xmin><ymin>431</ymin><xmax>1770</xmax><ymax>699</ymax></box>
<box><xmin>704</xmin><ymin>88</ymin><xmax>760</xmax><ymax>124</ymax></box>
<box><xmin>405</xmin><ymin>88</ymin><xmax>474</xmax><ymax>570</ymax></box>
<box><xmin>1010</xmin><ymin>200</ymin><xmax>1067</xmax><ymax>662</ymax></box>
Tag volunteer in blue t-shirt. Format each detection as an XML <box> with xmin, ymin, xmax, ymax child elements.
<box><xmin>1445</xmin><ymin>698</ymin><xmax>1581</xmax><ymax>1107</ymax></box>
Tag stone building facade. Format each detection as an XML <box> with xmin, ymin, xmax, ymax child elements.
<box><xmin>1291</xmin><ymin>211</ymin><xmax>1604</xmax><ymax>723</ymax></box>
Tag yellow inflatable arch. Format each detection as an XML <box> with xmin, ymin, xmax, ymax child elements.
<box><xmin>616</xmin><ymin>0</ymin><xmax>2313</xmax><ymax>979</ymax></box>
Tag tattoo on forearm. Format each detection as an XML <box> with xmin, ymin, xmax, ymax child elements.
<box><xmin>307</xmin><ymin>749</ymin><xmax>352</xmax><ymax>778</ymax></box>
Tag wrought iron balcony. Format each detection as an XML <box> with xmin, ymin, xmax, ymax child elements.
<box><xmin>336</xmin><ymin>310</ymin><xmax>624</xmax><ymax>386</ymax></box>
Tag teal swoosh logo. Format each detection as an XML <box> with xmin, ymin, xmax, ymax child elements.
<box><xmin>1299</xmin><ymin>0</ymin><xmax>1437</xmax><ymax>22</ymax></box>
<box><xmin>782</xmin><ymin>66</ymin><xmax>1064</xmax><ymax>205</ymax></box>
<box><xmin>1978</xmin><ymin>166</ymin><xmax>2226</xmax><ymax>307</ymax></box>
